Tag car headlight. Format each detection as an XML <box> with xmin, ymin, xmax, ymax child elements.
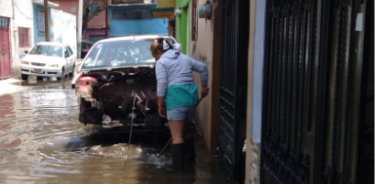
<box><xmin>48</xmin><ymin>64</ymin><xmax>59</xmax><ymax>68</ymax></box>
<box><xmin>21</xmin><ymin>61</ymin><xmax>29</xmax><ymax>65</ymax></box>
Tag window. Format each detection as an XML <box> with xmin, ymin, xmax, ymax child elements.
<box><xmin>37</xmin><ymin>10</ymin><xmax>45</xmax><ymax>32</ymax></box>
<box><xmin>89</xmin><ymin>35</ymin><xmax>106</xmax><ymax>43</ymax></box>
<box><xmin>191</xmin><ymin>0</ymin><xmax>198</xmax><ymax>41</ymax></box>
<box><xmin>30</xmin><ymin>45</ymin><xmax>63</xmax><ymax>58</ymax></box>
<box><xmin>70</xmin><ymin>7</ymin><xmax>77</xmax><ymax>13</ymax></box>
<box><xmin>82</xmin><ymin>39</ymin><xmax>159</xmax><ymax>69</ymax></box>
<box><xmin>18</xmin><ymin>27</ymin><xmax>29</xmax><ymax>47</ymax></box>
<box><xmin>112</xmin><ymin>8</ymin><xmax>152</xmax><ymax>20</ymax></box>
<box><xmin>67</xmin><ymin>46</ymin><xmax>74</xmax><ymax>56</ymax></box>
<box><xmin>90</xmin><ymin>2</ymin><xmax>100</xmax><ymax>17</ymax></box>
<box><xmin>64</xmin><ymin>47</ymin><xmax>71</xmax><ymax>58</ymax></box>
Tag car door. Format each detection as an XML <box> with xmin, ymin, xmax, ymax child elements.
<box><xmin>67</xmin><ymin>46</ymin><xmax>76</xmax><ymax>67</ymax></box>
<box><xmin>64</xmin><ymin>47</ymin><xmax>73</xmax><ymax>72</ymax></box>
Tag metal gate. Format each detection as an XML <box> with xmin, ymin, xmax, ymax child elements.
<box><xmin>218</xmin><ymin>0</ymin><xmax>248</xmax><ymax>182</ymax></box>
<box><xmin>261</xmin><ymin>0</ymin><xmax>372</xmax><ymax>184</ymax></box>
<box><xmin>0</xmin><ymin>17</ymin><xmax>11</xmax><ymax>80</ymax></box>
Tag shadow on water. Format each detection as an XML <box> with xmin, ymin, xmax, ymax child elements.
<box><xmin>0</xmin><ymin>75</ymin><xmax>231</xmax><ymax>184</ymax></box>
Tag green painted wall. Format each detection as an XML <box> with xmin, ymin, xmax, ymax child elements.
<box><xmin>175</xmin><ymin>0</ymin><xmax>190</xmax><ymax>54</ymax></box>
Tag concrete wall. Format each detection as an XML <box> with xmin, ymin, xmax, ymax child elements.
<box><xmin>108</xmin><ymin>5</ymin><xmax>168</xmax><ymax>37</ymax></box>
<box><xmin>32</xmin><ymin>3</ymin><xmax>52</xmax><ymax>44</ymax></box>
<box><xmin>0</xmin><ymin>0</ymin><xmax>34</xmax><ymax>79</ymax></box>
<box><xmin>245</xmin><ymin>0</ymin><xmax>267</xmax><ymax>183</ymax></box>
<box><xmin>190</xmin><ymin>0</ymin><xmax>221</xmax><ymax>154</ymax></box>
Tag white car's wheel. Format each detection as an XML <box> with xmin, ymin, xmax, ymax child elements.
<box><xmin>57</xmin><ymin>67</ymin><xmax>65</xmax><ymax>80</ymax></box>
<box><xmin>21</xmin><ymin>74</ymin><xmax>28</xmax><ymax>81</ymax></box>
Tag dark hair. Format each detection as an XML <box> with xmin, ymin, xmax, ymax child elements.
<box><xmin>150</xmin><ymin>38</ymin><xmax>174</xmax><ymax>56</ymax></box>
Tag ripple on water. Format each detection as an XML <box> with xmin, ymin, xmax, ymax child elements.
<box><xmin>87</xmin><ymin>143</ymin><xmax>171</xmax><ymax>168</ymax></box>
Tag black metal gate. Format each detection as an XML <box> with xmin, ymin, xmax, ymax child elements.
<box><xmin>218</xmin><ymin>0</ymin><xmax>248</xmax><ymax>182</ymax></box>
<box><xmin>261</xmin><ymin>0</ymin><xmax>373</xmax><ymax>184</ymax></box>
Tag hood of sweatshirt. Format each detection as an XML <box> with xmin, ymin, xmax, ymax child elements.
<box><xmin>160</xmin><ymin>49</ymin><xmax>180</xmax><ymax>60</ymax></box>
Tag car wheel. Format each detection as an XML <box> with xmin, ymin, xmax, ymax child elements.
<box><xmin>57</xmin><ymin>67</ymin><xmax>65</xmax><ymax>80</ymax></box>
<box><xmin>21</xmin><ymin>74</ymin><xmax>28</xmax><ymax>80</ymax></box>
<box><xmin>69</xmin><ymin>64</ymin><xmax>75</xmax><ymax>77</ymax></box>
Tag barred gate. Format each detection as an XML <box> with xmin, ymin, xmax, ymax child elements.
<box><xmin>261</xmin><ymin>0</ymin><xmax>372</xmax><ymax>184</ymax></box>
<box><xmin>218</xmin><ymin>0</ymin><xmax>249</xmax><ymax>182</ymax></box>
<box><xmin>0</xmin><ymin>17</ymin><xmax>11</xmax><ymax>80</ymax></box>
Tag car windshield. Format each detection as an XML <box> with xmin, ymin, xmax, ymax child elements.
<box><xmin>30</xmin><ymin>45</ymin><xmax>63</xmax><ymax>57</ymax></box>
<box><xmin>81</xmin><ymin>38</ymin><xmax>175</xmax><ymax>69</ymax></box>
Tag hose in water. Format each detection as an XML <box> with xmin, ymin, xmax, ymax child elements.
<box><xmin>128</xmin><ymin>93</ymin><xmax>137</xmax><ymax>144</ymax></box>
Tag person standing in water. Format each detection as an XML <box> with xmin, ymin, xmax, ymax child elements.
<box><xmin>150</xmin><ymin>38</ymin><xmax>209</xmax><ymax>173</ymax></box>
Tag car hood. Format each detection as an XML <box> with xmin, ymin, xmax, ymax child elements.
<box><xmin>23</xmin><ymin>54</ymin><xmax>64</xmax><ymax>64</ymax></box>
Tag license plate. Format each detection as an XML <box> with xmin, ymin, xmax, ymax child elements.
<box><xmin>33</xmin><ymin>69</ymin><xmax>42</xmax><ymax>73</ymax></box>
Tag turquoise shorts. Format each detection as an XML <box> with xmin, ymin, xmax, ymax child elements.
<box><xmin>166</xmin><ymin>106</ymin><xmax>196</xmax><ymax>121</ymax></box>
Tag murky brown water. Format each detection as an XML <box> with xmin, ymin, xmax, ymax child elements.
<box><xmin>0</xmin><ymin>76</ymin><xmax>231</xmax><ymax>184</ymax></box>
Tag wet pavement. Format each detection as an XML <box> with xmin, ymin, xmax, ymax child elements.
<box><xmin>0</xmin><ymin>76</ymin><xmax>231</xmax><ymax>184</ymax></box>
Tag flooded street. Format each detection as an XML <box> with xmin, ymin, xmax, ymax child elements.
<box><xmin>0</xmin><ymin>77</ymin><xmax>231</xmax><ymax>184</ymax></box>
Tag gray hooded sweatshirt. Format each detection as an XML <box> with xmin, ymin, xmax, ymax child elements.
<box><xmin>155</xmin><ymin>49</ymin><xmax>209</xmax><ymax>97</ymax></box>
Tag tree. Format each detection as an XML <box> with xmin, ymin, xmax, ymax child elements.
<box><xmin>82</xmin><ymin>0</ymin><xmax>109</xmax><ymax>37</ymax></box>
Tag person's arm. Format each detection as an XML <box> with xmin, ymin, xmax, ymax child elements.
<box><xmin>191</xmin><ymin>59</ymin><xmax>209</xmax><ymax>98</ymax></box>
<box><xmin>155</xmin><ymin>62</ymin><xmax>168</xmax><ymax>117</ymax></box>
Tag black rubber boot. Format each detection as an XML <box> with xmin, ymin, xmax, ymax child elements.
<box><xmin>184</xmin><ymin>137</ymin><xmax>196</xmax><ymax>163</ymax></box>
<box><xmin>165</xmin><ymin>143</ymin><xmax>185</xmax><ymax>173</ymax></box>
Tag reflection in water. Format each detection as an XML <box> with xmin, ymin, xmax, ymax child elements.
<box><xmin>0</xmin><ymin>78</ymin><xmax>231</xmax><ymax>184</ymax></box>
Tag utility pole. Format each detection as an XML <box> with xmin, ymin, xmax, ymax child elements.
<box><xmin>44</xmin><ymin>0</ymin><xmax>49</xmax><ymax>41</ymax></box>
<box><xmin>77</xmin><ymin>0</ymin><xmax>83</xmax><ymax>59</ymax></box>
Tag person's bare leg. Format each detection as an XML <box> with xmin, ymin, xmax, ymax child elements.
<box><xmin>168</xmin><ymin>120</ymin><xmax>185</xmax><ymax>144</ymax></box>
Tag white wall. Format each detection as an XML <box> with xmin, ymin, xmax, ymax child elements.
<box><xmin>51</xmin><ymin>9</ymin><xmax>77</xmax><ymax>54</ymax></box>
<box><xmin>14</xmin><ymin>0</ymin><xmax>34</xmax><ymax>56</ymax></box>
<box><xmin>0</xmin><ymin>0</ymin><xmax>34</xmax><ymax>79</ymax></box>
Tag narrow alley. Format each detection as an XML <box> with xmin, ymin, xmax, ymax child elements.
<box><xmin>0</xmin><ymin>77</ymin><xmax>231</xmax><ymax>184</ymax></box>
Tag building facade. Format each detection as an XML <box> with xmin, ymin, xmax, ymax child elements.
<box><xmin>108</xmin><ymin>3</ymin><xmax>168</xmax><ymax>37</ymax></box>
<box><xmin>0</xmin><ymin>0</ymin><xmax>56</xmax><ymax>80</ymax></box>
<box><xmin>50</xmin><ymin>0</ymin><xmax>107</xmax><ymax>42</ymax></box>
<box><xmin>159</xmin><ymin>0</ymin><xmax>374</xmax><ymax>183</ymax></box>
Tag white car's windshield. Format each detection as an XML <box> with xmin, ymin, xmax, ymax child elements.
<box><xmin>82</xmin><ymin>38</ymin><xmax>175</xmax><ymax>69</ymax></box>
<box><xmin>30</xmin><ymin>45</ymin><xmax>63</xmax><ymax>57</ymax></box>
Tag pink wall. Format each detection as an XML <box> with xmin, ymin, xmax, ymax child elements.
<box><xmin>85</xmin><ymin>28</ymin><xmax>106</xmax><ymax>40</ymax></box>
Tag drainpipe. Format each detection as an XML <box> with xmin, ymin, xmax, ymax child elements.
<box><xmin>106</xmin><ymin>0</ymin><xmax>111</xmax><ymax>38</ymax></box>
<box><xmin>11</xmin><ymin>0</ymin><xmax>20</xmax><ymax>79</ymax></box>
<box><xmin>77</xmin><ymin>0</ymin><xmax>83</xmax><ymax>59</ymax></box>
<box><xmin>43</xmin><ymin>0</ymin><xmax>49</xmax><ymax>41</ymax></box>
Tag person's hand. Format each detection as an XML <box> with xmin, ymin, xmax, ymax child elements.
<box><xmin>158</xmin><ymin>106</ymin><xmax>166</xmax><ymax>118</ymax></box>
<box><xmin>201</xmin><ymin>86</ymin><xmax>210</xmax><ymax>99</ymax></box>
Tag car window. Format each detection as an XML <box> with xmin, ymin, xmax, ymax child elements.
<box><xmin>67</xmin><ymin>46</ymin><xmax>74</xmax><ymax>56</ymax></box>
<box><xmin>64</xmin><ymin>47</ymin><xmax>70</xmax><ymax>58</ymax></box>
<box><xmin>82</xmin><ymin>39</ymin><xmax>156</xmax><ymax>69</ymax></box>
<box><xmin>30</xmin><ymin>45</ymin><xmax>63</xmax><ymax>58</ymax></box>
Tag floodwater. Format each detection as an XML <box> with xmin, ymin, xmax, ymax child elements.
<box><xmin>0</xmin><ymin>76</ymin><xmax>231</xmax><ymax>184</ymax></box>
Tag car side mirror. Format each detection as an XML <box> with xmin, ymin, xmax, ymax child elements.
<box><xmin>24</xmin><ymin>50</ymin><xmax>28</xmax><ymax>54</ymax></box>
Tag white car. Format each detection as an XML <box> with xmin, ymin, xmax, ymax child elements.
<box><xmin>21</xmin><ymin>42</ymin><xmax>76</xmax><ymax>80</ymax></box>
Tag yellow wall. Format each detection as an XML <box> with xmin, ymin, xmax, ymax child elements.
<box><xmin>157</xmin><ymin>0</ymin><xmax>175</xmax><ymax>8</ymax></box>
